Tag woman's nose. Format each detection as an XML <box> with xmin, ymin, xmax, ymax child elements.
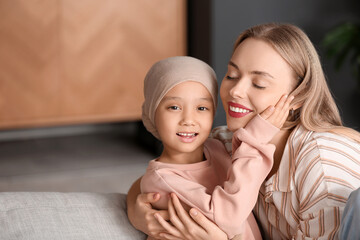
<box><xmin>229</xmin><ymin>78</ymin><xmax>248</xmax><ymax>99</ymax></box>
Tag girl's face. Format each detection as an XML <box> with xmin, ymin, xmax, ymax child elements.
<box><xmin>155</xmin><ymin>81</ymin><xmax>214</xmax><ymax>155</ymax></box>
<box><xmin>220</xmin><ymin>38</ymin><xmax>296</xmax><ymax>132</ymax></box>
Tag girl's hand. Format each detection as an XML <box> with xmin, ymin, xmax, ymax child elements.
<box><xmin>131</xmin><ymin>192</ymin><xmax>170</xmax><ymax>239</ymax></box>
<box><xmin>260</xmin><ymin>94</ymin><xmax>295</xmax><ymax>129</ymax></box>
<box><xmin>154</xmin><ymin>193</ymin><xmax>228</xmax><ymax>240</ymax></box>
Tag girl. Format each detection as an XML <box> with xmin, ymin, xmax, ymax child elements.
<box><xmin>139</xmin><ymin>56</ymin><xmax>293</xmax><ymax>239</ymax></box>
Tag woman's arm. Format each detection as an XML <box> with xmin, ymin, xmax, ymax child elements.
<box><xmin>126</xmin><ymin>177</ymin><xmax>169</xmax><ymax>238</ymax></box>
<box><xmin>155</xmin><ymin>193</ymin><xmax>228</xmax><ymax>240</ymax></box>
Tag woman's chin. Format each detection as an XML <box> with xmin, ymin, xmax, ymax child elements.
<box><xmin>226</xmin><ymin>112</ymin><xmax>255</xmax><ymax>131</ymax></box>
<box><xmin>226</xmin><ymin>119</ymin><xmax>244</xmax><ymax>132</ymax></box>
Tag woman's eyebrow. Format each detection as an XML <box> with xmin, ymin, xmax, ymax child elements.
<box><xmin>251</xmin><ymin>70</ymin><xmax>274</xmax><ymax>79</ymax></box>
<box><xmin>228</xmin><ymin>61</ymin><xmax>274</xmax><ymax>79</ymax></box>
<box><xmin>228</xmin><ymin>61</ymin><xmax>239</xmax><ymax>70</ymax></box>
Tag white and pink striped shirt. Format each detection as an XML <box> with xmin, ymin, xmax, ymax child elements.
<box><xmin>211</xmin><ymin>124</ymin><xmax>360</xmax><ymax>240</ymax></box>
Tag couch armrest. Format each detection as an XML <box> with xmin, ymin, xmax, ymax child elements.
<box><xmin>0</xmin><ymin>192</ymin><xmax>146</xmax><ymax>240</ymax></box>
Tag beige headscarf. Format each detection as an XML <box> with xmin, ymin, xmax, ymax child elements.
<box><xmin>142</xmin><ymin>56</ymin><xmax>218</xmax><ymax>140</ymax></box>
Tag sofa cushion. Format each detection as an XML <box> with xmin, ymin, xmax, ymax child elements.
<box><xmin>0</xmin><ymin>192</ymin><xmax>146</xmax><ymax>240</ymax></box>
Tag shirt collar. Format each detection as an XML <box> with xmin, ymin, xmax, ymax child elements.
<box><xmin>263</xmin><ymin>125</ymin><xmax>312</xmax><ymax>199</ymax></box>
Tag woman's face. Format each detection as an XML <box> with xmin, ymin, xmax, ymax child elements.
<box><xmin>220</xmin><ymin>38</ymin><xmax>296</xmax><ymax>131</ymax></box>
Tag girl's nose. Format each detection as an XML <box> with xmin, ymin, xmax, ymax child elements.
<box><xmin>180</xmin><ymin>109</ymin><xmax>195</xmax><ymax>126</ymax></box>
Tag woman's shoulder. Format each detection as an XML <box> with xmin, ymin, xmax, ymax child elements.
<box><xmin>289</xmin><ymin>125</ymin><xmax>360</xmax><ymax>192</ymax></box>
<box><xmin>204</xmin><ymin>138</ymin><xmax>231</xmax><ymax>157</ymax></box>
<box><xmin>209</xmin><ymin>126</ymin><xmax>233</xmax><ymax>155</ymax></box>
<box><xmin>289</xmin><ymin>125</ymin><xmax>360</xmax><ymax>161</ymax></box>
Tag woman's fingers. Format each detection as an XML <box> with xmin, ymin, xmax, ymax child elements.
<box><xmin>170</xmin><ymin>193</ymin><xmax>194</xmax><ymax>225</ymax></box>
<box><xmin>155</xmin><ymin>193</ymin><xmax>227</xmax><ymax>240</ymax></box>
<box><xmin>154</xmin><ymin>213</ymin><xmax>183</xmax><ymax>239</ymax></box>
<box><xmin>261</xmin><ymin>94</ymin><xmax>295</xmax><ymax>128</ymax></box>
<box><xmin>158</xmin><ymin>232</ymin><xmax>184</xmax><ymax>240</ymax></box>
<box><xmin>171</xmin><ymin>193</ymin><xmax>224</xmax><ymax>239</ymax></box>
<box><xmin>135</xmin><ymin>192</ymin><xmax>170</xmax><ymax>238</ymax></box>
<box><xmin>167</xmin><ymin>194</ymin><xmax>186</xmax><ymax>233</ymax></box>
<box><xmin>137</xmin><ymin>192</ymin><xmax>160</xmax><ymax>207</ymax></box>
<box><xmin>189</xmin><ymin>208</ymin><xmax>228</xmax><ymax>239</ymax></box>
<box><xmin>259</xmin><ymin>105</ymin><xmax>275</xmax><ymax>120</ymax></box>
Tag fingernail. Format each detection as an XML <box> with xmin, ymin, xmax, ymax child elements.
<box><xmin>269</xmin><ymin>106</ymin><xmax>275</xmax><ymax>111</ymax></box>
<box><xmin>190</xmin><ymin>209</ymin><xmax>198</xmax><ymax>216</ymax></box>
<box><xmin>153</xmin><ymin>193</ymin><xmax>159</xmax><ymax>200</ymax></box>
<box><xmin>154</xmin><ymin>213</ymin><xmax>158</xmax><ymax>219</ymax></box>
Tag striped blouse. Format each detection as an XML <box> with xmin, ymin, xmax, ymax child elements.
<box><xmin>211</xmin><ymin>124</ymin><xmax>360</xmax><ymax>240</ymax></box>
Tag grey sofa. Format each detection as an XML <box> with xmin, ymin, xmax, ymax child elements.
<box><xmin>0</xmin><ymin>192</ymin><xmax>146</xmax><ymax>240</ymax></box>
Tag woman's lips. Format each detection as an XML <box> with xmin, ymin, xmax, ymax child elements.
<box><xmin>228</xmin><ymin>102</ymin><xmax>253</xmax><ymax>118</ymax></box>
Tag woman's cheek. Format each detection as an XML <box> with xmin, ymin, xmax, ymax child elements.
<box><xmin>257</xmin><ymin>97</ymin><xmax>277</xmax><ymax>112</ymax></box>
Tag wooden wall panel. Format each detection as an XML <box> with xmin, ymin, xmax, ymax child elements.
<box><xmin>0</xmin><ymin>0</ymin><xmax>186</xmax><ymax>129</ymax></box>
<box><xmin>0</xmin><ymin>0</ymin><xmax>60</xmax><ymax>127</ymax></box>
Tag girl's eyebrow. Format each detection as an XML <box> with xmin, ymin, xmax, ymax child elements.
<box><xmin>162</xmin><ymin>96</ymin><xmax>181</xmax><ymax>101</ymax></box>
<box><xmin>228</xmin><ymin>61</ymin><xmax>275</xmax><ymax>79</ymax></box>
<box><xmin>162</xmin><ymin>96</ymin><xmax>213</xmax><ymax>102</ymax></box>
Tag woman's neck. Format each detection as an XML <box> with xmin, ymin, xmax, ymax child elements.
<box><xmin>267</xmin><ymin>128</ymin><xmax>291</xmax><ymax>179</ymax></box>
<box><xmin>158</xmin><ymin>147</ymin><xmax>205</xmax><ymax>164</ymax></box>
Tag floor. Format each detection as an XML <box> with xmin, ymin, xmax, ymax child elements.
<box><xmin>0</xmin><ymin>122</ymin><xmax>158</xmax><ymax>194</ymax></box>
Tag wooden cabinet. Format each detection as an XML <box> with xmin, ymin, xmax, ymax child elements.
<box><xmin>0</xmin><ymin>0</ymin><xmax>186</xmax><ymax>129</ymax></box>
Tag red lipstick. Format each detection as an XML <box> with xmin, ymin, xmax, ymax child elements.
<box><xmin>228</xmin><ymin>102</ymin><xmax>253</xmax><ymax>118</ymax></box>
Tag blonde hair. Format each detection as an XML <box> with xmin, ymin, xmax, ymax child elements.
<box><xmin>233</xmin><ymin>23</ymin><xmax>360</xmax><ymax>142</ymax></box>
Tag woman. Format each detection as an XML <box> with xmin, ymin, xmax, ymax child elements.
<box><xmin>127</xmin><ymin>23</ymin><xmax>360</xmax><ymax>239</ymax></box>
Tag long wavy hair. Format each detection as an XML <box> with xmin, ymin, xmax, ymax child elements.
<box><xmin>233</xmin><ymin>23</ymin><xmax>360</xmax><ymax>142</ymax></box>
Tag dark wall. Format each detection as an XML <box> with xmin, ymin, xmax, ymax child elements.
<box><xmin>210</xmin><ymin>0</ymin><xmax>360</xmax><ymax>130</ymax></box>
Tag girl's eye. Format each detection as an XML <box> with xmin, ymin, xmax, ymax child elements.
<box><xmin>198</xmin><ymin>106</ymin><xmax>208</xmax><ymax>111</ymax></box>
<box><xmin>168</xmin><ymin>106</ymin><xmax>180</xmax><ymax>110</ymax></box>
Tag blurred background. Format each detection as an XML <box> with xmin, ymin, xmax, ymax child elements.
<box><xmin>0</xmin><ymin>0</ymin><xmax>359</xmax><ymax>193</ymax></box>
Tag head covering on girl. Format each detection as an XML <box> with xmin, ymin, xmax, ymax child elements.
<box><xmin>142</xmin><ymin>56</ymin><xmax>218</xmax><ymax>140</ymax></box>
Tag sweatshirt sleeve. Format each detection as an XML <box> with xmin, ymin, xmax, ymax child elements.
<box><xmin>145</xmin><ymin>115</ymin><xmax>279</xmax><ymax>239</ymax></box>
<box><xmin>213</xmin><ymin>114</ymin><xmax>278</xmax><ymax>238</ymax></box>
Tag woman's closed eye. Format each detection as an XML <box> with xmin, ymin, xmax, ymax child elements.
<box><xmin>252</xmin><ymin>82</ymin><xmax>266</xmax><ymax>89</ymax></box>
<box><xmin>226</xmin><ymin>75</ymin><xmax>238</xmax><ymax>80</ymax></box>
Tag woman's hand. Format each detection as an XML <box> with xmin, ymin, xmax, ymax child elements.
<box><xmin>260</xmin><ymin>94</ymin><xmax>294</xmax><ymax>129</ymax></box>
<box><xmin>154</xmin><ymin>193</ymin><xmax>228</xmax><ymax>240</ymax></box>
<box><xmin>127</xmin><ymin>178</ymin><xmax>169</xmax><ymax>239</ymax></box>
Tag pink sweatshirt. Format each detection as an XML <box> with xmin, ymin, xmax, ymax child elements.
<box><xmin>141</xmin><ymin>115</ymin><xmax>279</xmax><ymax>239</ymax></box>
